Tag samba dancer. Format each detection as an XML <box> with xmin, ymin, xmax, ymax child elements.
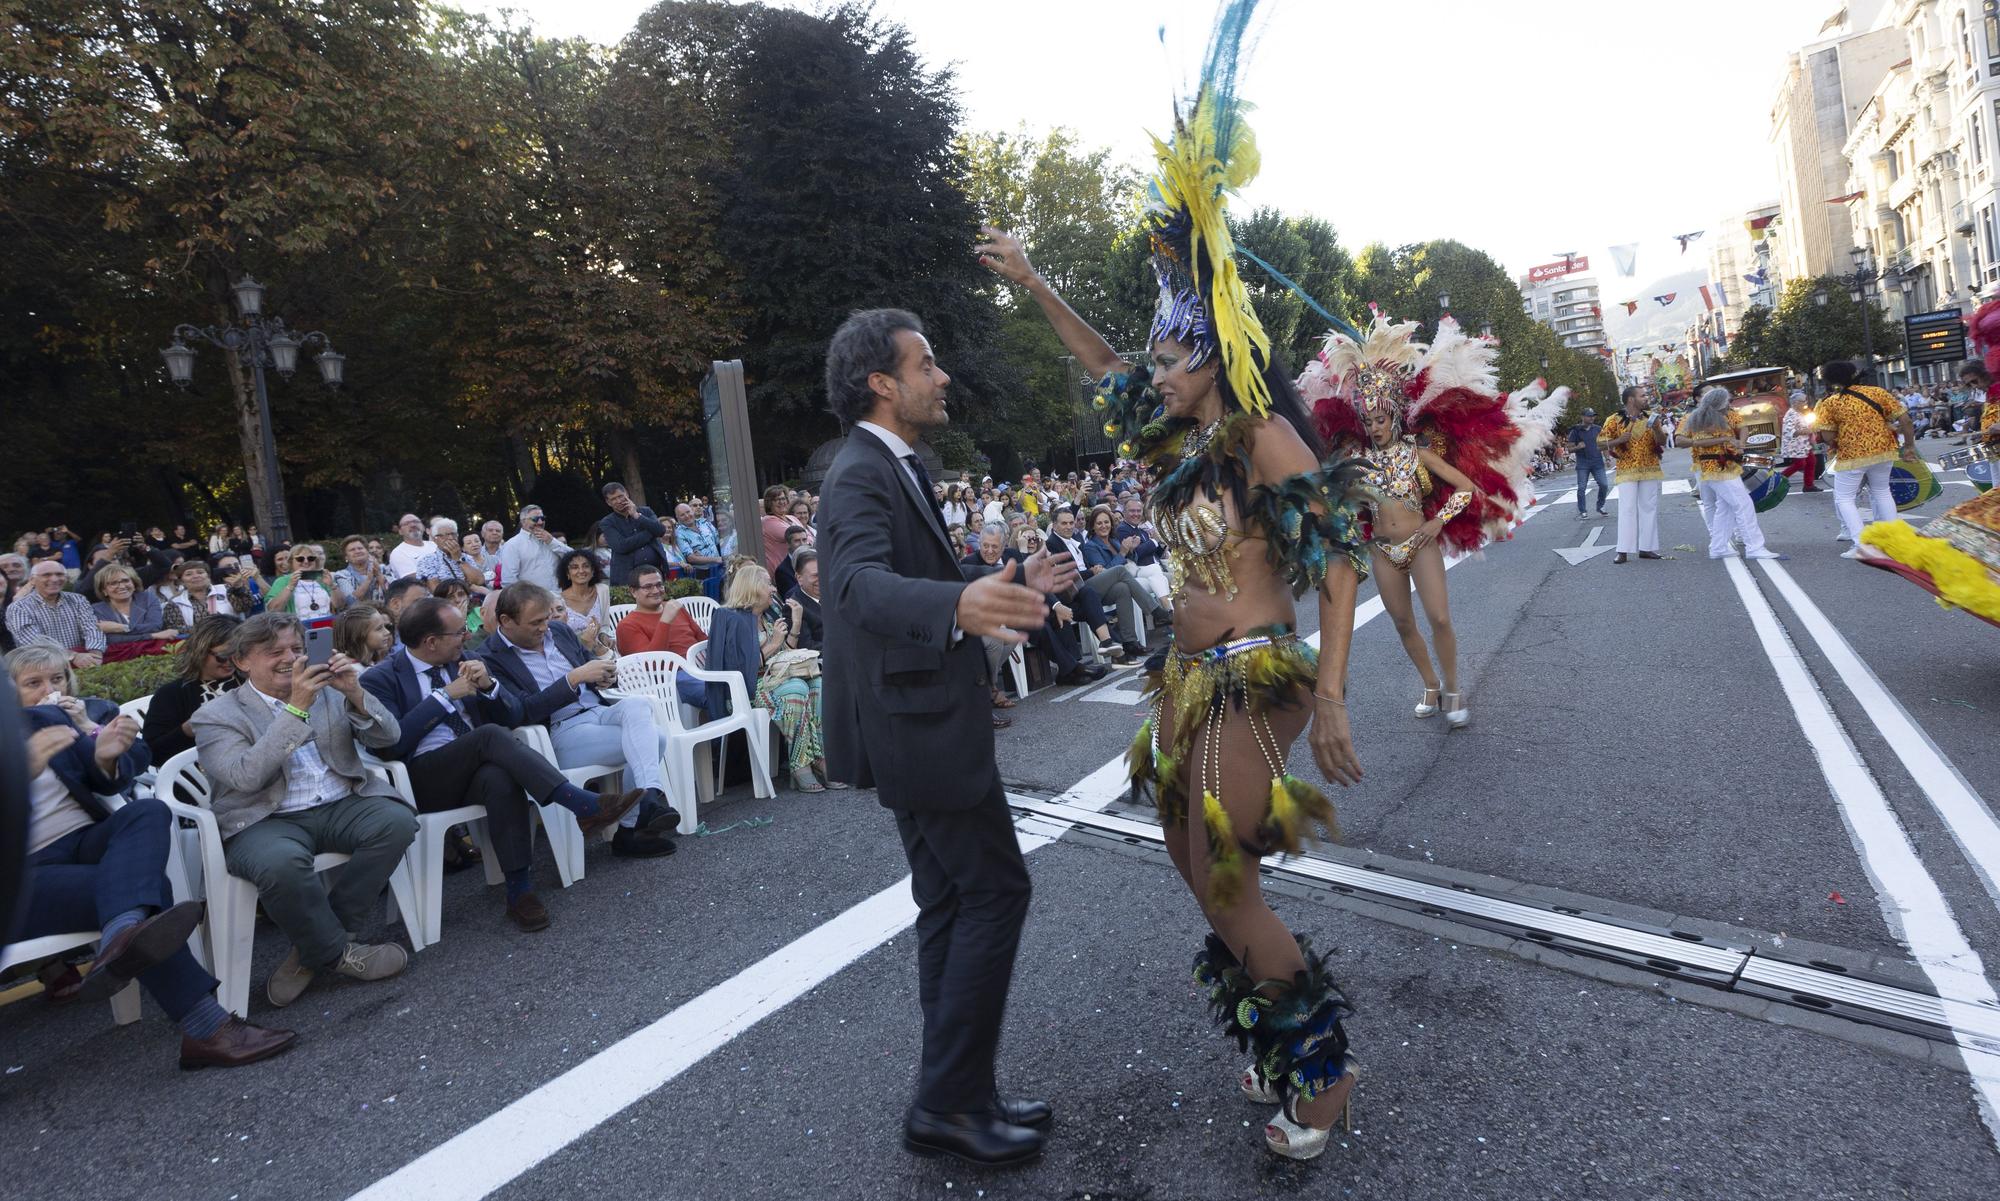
<box><xmin>1678</xmin><ymin>386</ymin><xmax>1783</xmax><ymax>560</ymax></box>
<box><xmin>975</xmin><ymin>83</ymin><xmax>1370</xmax><ymax>1162</ymax></box>
<box><xmin>1601</xmin><ymin>387</ymin><xmax>1669</xmax><ymax>564</ymax></box>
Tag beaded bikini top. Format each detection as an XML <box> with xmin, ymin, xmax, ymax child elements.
<box><xmin>1358</xmin><ymin>439</ymin><xmax>1430</xmax><ymax>514</ymax></box>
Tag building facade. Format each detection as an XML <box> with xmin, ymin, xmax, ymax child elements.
<box><xmin>1769</xmin><ymin>10</ymin><xmax>1907</xmax><ymax>281</ymax></box>
<box><xmin>1517</xmin><ymin>265</ymin><xmax>1606</xmax><ymax>353</ymax></box>
<box><xmin>1705</xmin><ymin>202</ymin><xmax>1784</xmax><ymax>340</ymax></box>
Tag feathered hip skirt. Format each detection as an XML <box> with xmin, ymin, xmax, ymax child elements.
<box><xmin>1127</xmin><ymin>624</ymin><xmax>1339</xmax><ymax>907</ymax></box>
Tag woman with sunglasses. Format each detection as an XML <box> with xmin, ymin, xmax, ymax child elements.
<box><xmin>265</xmin><ymin>543</ymin><xmax>337</xmax><ymax>627</ymax></box>
<box><xmin>140</xmin><ymin>615</ymin><xmax>243</xmax><ymax>763</ymax></box>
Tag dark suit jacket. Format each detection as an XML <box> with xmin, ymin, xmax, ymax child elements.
<box><xmin>819</xmin><ymin>426</ymin><xmax>992</xmax><ymax>810</ymax></box>
<box><xmin>23</xmin><ymin>705</ymin><xmax>150</xmax><ymax>820</ymax></box>
<box><xmin>599</xmin><ymin>507</ymin><xmax>668</xmax><ymax>585</ymax></box>
<box><xmin>360</xmin><ymin>652</ymin><xmax>524</xmax><ymax>760</ymax></box>
<box><xmin>473</xmin><ymin>622</ymin><xmax>595</xmax><ymax>725</ymax></box>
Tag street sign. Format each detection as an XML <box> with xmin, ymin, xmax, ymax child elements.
<box><xmin>1903</xmin><ymin>308</ymin><xmax>1966</xmax><ymax>367</ymax></box>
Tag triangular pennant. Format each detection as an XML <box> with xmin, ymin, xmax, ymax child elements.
<box><xmin>1609</xmin><ymin>244</ymin><xmax>1639</xmax><ymax>276</ymax></box>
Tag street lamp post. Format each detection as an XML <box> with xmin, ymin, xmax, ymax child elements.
<box><xmin>1814</xmin><ymin>245</ymin><xmax>1893</xmax><ymax>382</ymax></box>
<box><xmin>158</xmin><ymin>276</ymin><xmax>345</xmax><ymax>546</ymax></box>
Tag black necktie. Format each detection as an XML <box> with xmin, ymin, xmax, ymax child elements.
<box><xmin>904</xmin><ymin>454</ymin><xmax>947</xmax><ymax>534</ymax></box>
<box><xmin>427</xmin><ymin>665</ymin><xmax>474</xmax><ymax>737</ymax></box>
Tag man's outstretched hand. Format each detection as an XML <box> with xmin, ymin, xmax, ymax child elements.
<box><xmin>955</xmin><ymin>561</ymin><xmax>1050</xmax><ymax>645</ymax></box>
<box><xmin>1020</xmin><ymin>546</ymin><xmax>1078</xmax><ymax>596</ymax></box>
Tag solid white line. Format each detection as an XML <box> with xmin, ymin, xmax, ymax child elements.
<box><xmin>1756</xmin><ymin>560</ymin><xmax>2000</xmax><ymax>912</ymax></box>
<box><xmin>345</xmin><ymin>760</ymin><xmax>1131</xmax><ymax>1201</ymax></box>
<box><xmin>1723</xmin><ymin>558</ymin><xmax>2000</xmax><ymax>1147</ymax></box>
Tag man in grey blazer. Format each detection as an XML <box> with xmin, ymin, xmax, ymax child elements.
<box><xmin>191</xmin><ymin>613</ymin><xmax>418</xmax><ymax>1008</ymax></box>
<box><xmin>820</xmin><ymin>308</ymin><xmax>1076</xmax><ymax>1168</ymax></box>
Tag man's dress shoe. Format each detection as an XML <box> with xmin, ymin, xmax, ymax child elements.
<box><xmin>904</xmin><ymin>1106</ymin><xmax>1045</xmax><ymax>1166</ymax></box>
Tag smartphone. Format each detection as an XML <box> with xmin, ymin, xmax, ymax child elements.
<box><xmin>305</xmin><ymin>625</ymin><xmax>334</xmax><ymax>666</ymax></box>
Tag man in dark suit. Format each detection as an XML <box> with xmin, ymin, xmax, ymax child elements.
<box><xmin>475</xmin><ymin>581</ymin><xmax>679</xmax><ymax>856</ymax></box>
<box><xmin>598</xmin><ymin>482</ymin><xmax>669</xmax><ymax>586</ymax></box>
<box><xmin>784</xmin><ymin>548</ymin><xmax>824</xmax><ymax>651</ymax></box>
<box><xmin>360</xmin><ymin>597</ymin><xmax>642</xmax><ymax>931</ymax></box>
<box><xmin>819</xmin><ymin>308</ymin><xmax>1077</xmax><ymax>1167</ymax></box>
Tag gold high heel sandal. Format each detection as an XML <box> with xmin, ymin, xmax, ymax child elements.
<box><xmin>1263</xmin><ymin>1057</ymin><xmax>1359</xmax><ymax>1161</ymax></box>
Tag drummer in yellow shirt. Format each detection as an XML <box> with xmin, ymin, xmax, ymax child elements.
<box><xmin>1812</xmin><ymin>359</ymin><xmax>1915</xmax><ymax>559</ymax></box>
<box><xmin>1678</xmin><ymin>386</ymin><xmax>1784</xmax><ymax>560</ymax></box>
<box><xmin>1600</xmin><ymin>386</ymin><xmax>1669</xmax><ymax>564</ymax></box>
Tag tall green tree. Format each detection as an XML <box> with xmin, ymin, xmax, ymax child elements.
<box><xmin>961</xmin><ymin>126</ymin><xmax>1141</xmax><ymax>469</ymax></box>
<box><xmin>1</xmin><ymin>0</ymin><xmax>482</xmax><ymax>536</ymax></box>
<box><xmin>1766</xmin><ymin>276</ymin><xmax>1899</xmax><ymax>376</ymax></box>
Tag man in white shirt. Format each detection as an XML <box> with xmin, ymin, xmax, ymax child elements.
<box><xmin>190</xmin><ymin>614</ymin><xmax>416</xmax><ymax>1007</ymax></box>
<box><xmin>476</xmin><ymin>583</ymin><xmax>680</xmax><ymax>857</ymax></box>
<box><xmin>497</xmin><ymin>504</ymin><xmax>570</xmax><ymax>592</ymax></box>
<box><xmin>386</xmin><ymin>513</ymin><xmax>435</xmax><ymax>581</ymax></box>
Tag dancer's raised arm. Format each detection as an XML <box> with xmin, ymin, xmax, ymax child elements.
<box><xmin>975</xmin><ymin>225</ymin><xmax>1125</xmax><ymax>380</ymax></box>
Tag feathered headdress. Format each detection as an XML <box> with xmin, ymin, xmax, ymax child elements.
<box><xmin>1300</xmin><ymin>307</ymin><xmax>1426</xmax><ymax>425</ymax></box>
<box><xmin>1142</xmin><ymin>0</ymin><xmax>1274</xmax><ymax>418</ymax></box>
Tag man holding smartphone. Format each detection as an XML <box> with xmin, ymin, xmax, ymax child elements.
<box><xmin>498</xmin><ymin>505</ymin><xmax>570</xmax><ymax>592</ymax></box>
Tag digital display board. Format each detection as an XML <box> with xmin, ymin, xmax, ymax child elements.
<box><xmin>1904</xmin><ymin>308</ymin><xmax>1967</xmax><ymax>367</ymax></box>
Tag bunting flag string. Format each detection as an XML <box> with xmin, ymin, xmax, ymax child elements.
<box><xmin>1621</xmin><ymin>299</ymin><xmax>1639</xmax><ymax>316</ymax></box>
<box><xmin>1609</xmin><ymin>243</ymin><xmax>1639</xmax><ymax>276</ymax></box>
<box><xmin>1653</xmin><ymin>293</ymin><xmax>1678</xmax><ymax>307</ymax></box>
<box><xmin>1698</xmin><ymin>282</ymin><xmax>1729</xmax><ymax>311</ymax></box>
<box><xmin>1674</xmin><ymin>231</ymin><xmax>1705</xmax><ymax>252</ymax></box>
<box><xmin>1826</xmin><ymin>190</ymin><xmax>1865</xmax><ymax>204</ymax></box>
<box><xmin>1743</xmin><ymin>268</ymin><xmax>1769</xmax><ymax>288</ymax></box>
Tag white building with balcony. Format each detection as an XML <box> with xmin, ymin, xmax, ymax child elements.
<box><xmin>1705</xmin><ymin>202</ymin><xmax>1785</xmax><ymax>336</ymax></box>
<box><xmin>1836</xmin><ymin>1</ymin><xmax>1997</xmax><ymax>381</ymax></box>
<box><xmin>1518</xmin><ymin>273</ymin><xmax>1607</xmax><ymax>352</ymax></box>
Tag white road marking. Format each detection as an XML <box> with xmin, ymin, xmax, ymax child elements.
<box><xmin>1756</xmin><ymin>560</ymin><xmax>2000</xmax><ymax>912</ymax></box>
<box><xmin>1723</xmin><ymin>558</ymin><xmax>2000</xmax><ymax>1148</ymax></box>
<box><xmin>1553</xmin><ymin>526</ymin><xmax>1616</xmax><ymax>565</ymax></box>
<box><xmin>344</xmin><ymin>757</ymin><xmax>1132</xmax><ymax>1201</ymax></box>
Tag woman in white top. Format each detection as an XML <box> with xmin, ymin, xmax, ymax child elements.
<box><xmin>553</xmin><ymin>548</ymin><xmax>613</xmax><ymax>654</ymax></box>
<box><xmin>940</xmin><ymin>484</ymin><xmax>970</xmax><ymax>529</ymax></box>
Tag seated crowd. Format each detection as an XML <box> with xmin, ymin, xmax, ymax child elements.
<box><xmin>3</xmin><ymin>464</ymin><xmax>1170</xmax><ymax>1069</ymax></box>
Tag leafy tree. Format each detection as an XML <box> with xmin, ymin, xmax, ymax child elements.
<box><xmin>1765</xmin><ymin>276</ymin><xmax>1899</xmax><ymax>377</ymax></box>
<box><xmin>961</xmin><ymin>126</ymin><xmax>1142</xmax><ymax>468</ymax></box>
<box><xmin>1</xmin><ymin>0</ymin><xmax>484</xmax><ymax>537</ymax></box>
<box><xmin>1718</xmin><ymin>304</ymin><xmax>1776</xmax><ymax>368</ymax></box>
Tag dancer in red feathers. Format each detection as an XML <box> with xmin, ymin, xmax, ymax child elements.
<box><xmin>1296</xmin><ymin>311</ymin><xmax>1555</xmax><ymax>728</ymax></box>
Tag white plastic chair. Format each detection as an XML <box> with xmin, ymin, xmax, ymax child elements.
<box><xmin>687</xmin><ymin>642</ymin><xmax>782</xmax><ymax>793</ymax></box>
<box><xmin>118</xmin><ymin>695</ymin><xmax>151</xmax><ymax>724</ymax></box>
<box><xmin>1005</xmin><ymin>643</ymin><xmax>1033</xmax><ymax>699</ymax></box>
<box><xmin>614</xmin><ymin>651</ymin><xmax>772</xmax><ymax>832</ymax></box>
<box><xmin>510</xmin><ymin>723</ymin><xmax>622</xmax><ymax>882</ymax></box>
<box><xmin>154</xmin><ymin>750</ymin><xmax>422</xmax><ymax>1017</ymax></box>
<box><xmin>356</xmin><ymin>750</ymin><xmax>489</xmax><ymax>952</ymax></box>
<box><xmin>678</xmin><ymin>595</ymin><xmax>716</xmax><ymax>633</ymax></box>
<box><xmin>607</xmin><ymin>603</ymin><xmax>635</xmax><ymax>635</ymax></box>
<box><xmin>1</xmin><ymin>933</ymin><xmax>142</xmax><ymax>1025</ymax></box>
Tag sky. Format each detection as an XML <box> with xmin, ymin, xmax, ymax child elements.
<box><xmin>460</xmin><ymin>0</ymin><xmax>1835</xmax><ymax>352</ymax></box>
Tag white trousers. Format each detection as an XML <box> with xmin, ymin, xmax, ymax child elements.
<box><xmin>1615</xmin><ymin>479</ymin><xmax>1661</xmax><ymax>554</ymax></box>
<box><xmin>551</xmin><ymin>697</ymin><xmax>667</xmax><ymax>827</ymax></box>
<box><xmin>1832</xmin><ymin>462</ymin><xmax>1896</xmax><ymax>542</ymax></box>
<box><xmin>1131</xmin><ymin>560</ymin><xmax>1173</xmax><ymax>608</ymax></box>
<box><xmin>1697</xmin><ymin>476</ymin><xmax>1767</xmax><ymax>558</ymax></box>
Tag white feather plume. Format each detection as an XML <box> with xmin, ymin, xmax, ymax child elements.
<box><xmin>1407</xmin><ymin>317</ymin><xmax>1499</xmax><ymax>424</ymax></box>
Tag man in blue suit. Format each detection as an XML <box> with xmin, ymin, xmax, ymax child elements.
<box><xmin>474</xmin><ymin>582</ymin><xmax>679</xmax><ymax>858</ymax></box>
<box><xmin>360</xmin><ymin>597</ymin><xmax>643</xmax><ymax>932</ymax></box>
<box><xmin>18</xmin><ymin>705</ymin><xmax>295</xmax><ymax>1067</ymax></box>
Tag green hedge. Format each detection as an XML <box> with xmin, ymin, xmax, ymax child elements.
<box><xmin>76</xmin><ymin>652</ymin><xmax>184</xmax><ymax>704</ymax></box>
<box><xmin>607</xmin><ymin>578</ymin><xmax>702</xmax><ymax>607</ymax></box>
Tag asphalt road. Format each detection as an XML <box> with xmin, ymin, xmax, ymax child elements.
<box><xmin>2</xmin><ymin>443</ymin><xmax>1996</xmax><ymax>1200</ymax></box>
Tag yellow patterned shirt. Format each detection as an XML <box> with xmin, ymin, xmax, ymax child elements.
<box><xmin>1601</xmin><ymin>413</ymin><xmax>1664</xmax><ymax>483</ymax></box>
<box><xmin>1677</xmin><ymin>410</ymin><xmax>1743</xmax><ymax>481</ymax></box>
<box><xmin>1815</xmin><ymin>385</ymin><xmax>1905</xmax><ymax>472</ymax></box>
